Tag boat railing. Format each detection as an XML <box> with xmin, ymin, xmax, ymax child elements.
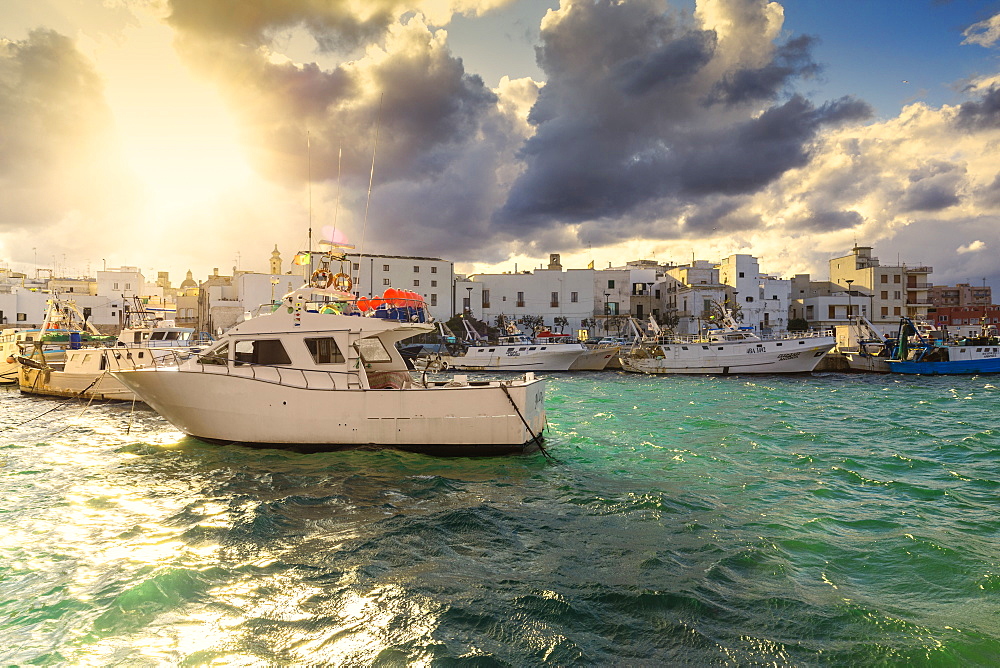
<box><xmin>638</xmin><ymin>328</ymin><xmax>834</xmax><ymax>347</ymax></box>
<box><xmin>138</xmin><ymin>348</ymin><xmax>370</xmax><ymax>391</ymax></box>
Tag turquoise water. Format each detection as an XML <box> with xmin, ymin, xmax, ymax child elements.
<box><xmin>1</xmin><ymin>372</ymin><xmax>998</xmax><ymax>665</ymax></box>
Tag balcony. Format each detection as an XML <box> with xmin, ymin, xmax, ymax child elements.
<box><xmin>907</xmin><ymin>266</ymin><xmax>933</xmax><ymax>274</ymax></box>
<box><xmin>907</xmin><ymin>282</ymin><xmax>932</xmax><ymax>290</ymax></box>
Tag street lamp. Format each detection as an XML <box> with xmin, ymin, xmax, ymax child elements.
<box><xmin>845</xmin><ymin>279</ymin><xmax>854</xmax><ymax>322</ymax></box>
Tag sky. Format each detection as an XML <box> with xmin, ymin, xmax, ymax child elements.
<box><xmin>2</xmin><ymin>0</ymin><xmax>1000</xmax><ymax>291</ymax></box>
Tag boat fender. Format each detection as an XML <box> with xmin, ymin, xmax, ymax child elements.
<box><xmin>310</xmin><ymin>269</ymin><xmax>333</xmax><ymax>289</ymax></box>
<box><xmin>332</xmin><ymin>272</ymin><xmax>353</xmax><ymax>292</ymax></box>
<box><xmin>5</xmin><ymin>356</ymin><xmax>14</xmax><ymax>365</ymax></box>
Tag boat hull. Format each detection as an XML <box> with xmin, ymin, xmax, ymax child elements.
<box><xmin>621</xmin><ymin>337</ymin><xmax>835</xmax><ymax>374</ymax></box>
<box><xmin>886</xmin><ymin>358</ymin><xmax>1000</xmax><ymax>374</ymax></box>
<box><xmin>568</xmin><ymin>346</ymin><xmax>618</xmax><ymax>371</ymax></box>
<box><xmin>441</xmin><ymin>347</ymin><xmax>583</xmax><ymax>371</ymax></box>
<box><xmin>112</xmin><ymin>368</ymin><xmax>546</xmax><ymax>453</ymax></box>
<box><xmin>842</xmin><ymin>352</ymin><xmax>891</xmax><ymax>373</ymax></box>
<box><xmin>19</xmin><ymin>366</ymin><xmax>137</xmax><ymax>401</ymax></box>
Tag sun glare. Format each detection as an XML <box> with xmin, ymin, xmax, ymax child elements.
<box><xmin>85</xmin><ymin>13</ymin><xmax>253</xmax><ymax>219</ymax></box>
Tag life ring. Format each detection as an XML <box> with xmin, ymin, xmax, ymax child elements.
<box><xmin>310</xmin><ymin>269</ymin><xmax>333</xmax><ymax>289</ymax></box>
<box><xmin>332</xmin><ymin>272</ymin><xmax>352</xmax><ymax>291</ymax></box>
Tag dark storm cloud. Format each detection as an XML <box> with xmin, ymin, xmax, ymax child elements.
<box><xmin>493</xmin><ymin>0</ymin><xmax>871</xmax><ymax>244</ymax></box>
<box><xmin>166</xmin><ymin>0</ymin><xmax>395</xmax><ymax>52</ymax></box>
<box><xmin>0</xmin><ymin>29</ymin><xmax>129</xmax><ymax>229</ymax></box>
<box><xmin>898</xmin><ymin>161</ymin><xmax>964</xmax><ymax>212</ymax></box>
<box><xmin>954</xmin><ymin>85</ymin><xmax>1000</xmax><ymax>130</ymax></box>
<box><xmin>707</xmin><ymin>34</ymin><xmax>821</xmax><ymax>106</ymax></box>
<box><xmin>800</xmin><ymin>209</ymin><xmax>863</xmax><ymax>231</ymax></box>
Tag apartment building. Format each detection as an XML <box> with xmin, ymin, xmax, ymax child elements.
<box><xmin>929</xmin><ymin>283</ymin><xmax>992</xmax><ymax>307</ymax></box>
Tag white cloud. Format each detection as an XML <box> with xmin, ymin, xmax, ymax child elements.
<box><xmin>962</xmin><ymin>13</ymin><xmax>1000</xmax><ymax>48</ymax></box>
<box><xmin>957</xmin><ymin>240</ymin><xmax>986</xmax><ymax>254</ymax></box>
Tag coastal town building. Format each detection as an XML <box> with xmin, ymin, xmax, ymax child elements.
<box><xmin>344</xmin><ymin>252</ymin><xmax>455</xmax><ymax>320</ymax></box>
<box><xmin>930</xmin><ymin>305</ymin><xmax>1000</xmax><ymax>338</ymax></box>
<box><xmin>929</xmin><ymin>283</ymin><xmax>992</xmax><ymax>307</ymax></box>
<box><xmin>828</xmin><ymin>245</ymin><xmax>933</xmax><ymax>324</ymax></box>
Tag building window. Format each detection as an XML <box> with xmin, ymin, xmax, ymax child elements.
<box><xmin>607</xmin><ymin>280</ymin><xmax>615</xmax><ymax>289</ymax></box>
<box><xmin>881</xmin><ymin>291</ymin><xmax>888</xmax><ymax>300</ymax></box>
<box><xmin>482</xmin><ymin>290</ymin><xmax>490</xmax><ymax>308</ymax></box>
<box><xmin>551</xmin><ymin>292</ymin><xmax>559</xmax><ymax>307</ymax></box>
<box><xmin>517</xmin><ymin>291</ymin><xmax>525</xmax><ymax>308</ymax></box>
<box><xmin>881</xmin><ymin>275</ymin><xmax>888</xmax><ymax>283</ymax></box>
<box><xmin>894</xmin><ymin>275</ymin><xmax>901</xmax><ymax>283</ymax></box>
<box><xmin>571</xmin><ymin>291</ymin><xmax>578</xmax><ymax>303</ymax></box>
<box><xmin>881</xmin><ymin>307</ymin><xmax>889</xmax><ymax>317</ymax></box>
<box><xmin>894</xmin><ymin>307</ymin><xmax>901</xmax><ymax>315</ymax></box>
<box><xmin>829</xmin><ymin>305</ymin><xmax>837</xmax><ymax>319</ymax></box>
<box><xmin>113</xmin><ymin>283</ymin><xmax>119</xmax><ymax>290</ymax></box>
<box><xmin>894</xmin><ymin>291</ymin><xmax>901</xmax><ymax>300</ymax></box>
<box><xmin>383</xmin><ymin>278</ymin><xmax>390</xmax><ymax>285</ymax></box>
<box><xmin>17</xmin><ymin>313</ymin><xmax>27</xmax><ymax>321</ymax></box>
<box><xmin>431</xmin><ymin>266</ymin><xmax>437</xmax><ymax>273</ymax></box>
<box><xmin>607</xmin><ymin>302</ymin><xmax>619</xmax><ymax>316</ymax></box>
<box><xmin>431</xmin><ymin>280</ymin><xmax>437</xmax><ymax>287</ymax></box>
<box><xmin>739</xmin><ymin>272</ymin><xmax>745</xmax><ymax>278</ymax></box>
<box><xmin>353</xmin><ymin>263</ymin><xmax>360</xmax><ymax>270</ymax></box>
<box><xmin>430</xmin><ymin>294</ymin><xmax>437</xmax><ymax>306</ymax></box>
<box><xmin>383</xmin><ymin>264</ymin><xmax>389</xmax><ymax>271</ymax></box>
<box><xmin>746</xmin><ymin>296</ymin><xmax>754</xmax><ymax>302</ymax></box>
<box><xmin>413</xmin><ymin>280</ymin><xmax>419</xmax><ymax>287</ymax></box>
<box><xmin>413</xmin><ymin>265</ymin><xmax>420</xmax><ymax>273</ymax></box>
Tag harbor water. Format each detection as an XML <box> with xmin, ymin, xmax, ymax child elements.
<box><xmin>1</xmin><ymin>372</ymin><xmax>998</xmax><ymax>665</ymax></box>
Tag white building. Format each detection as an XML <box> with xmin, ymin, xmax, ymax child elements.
<box><xmin>718</xmin><ymin>254</ymin><xmax>792</xmax><ymax>334</ymax></box>
<box><xmin>344</xmin><ymin>253</ymin><xmax>455</xmax><ymax>321</ymax></box>
<box><xmin>470</xmin><ymin>255</ymin><xmax>596</xmax><ymax>336</ymax></box>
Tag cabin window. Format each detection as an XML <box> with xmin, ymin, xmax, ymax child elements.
<box><xmin>356</xmin><ymin>338</ymin><xmax>392</xmax><ymax>363</ymax></box>
<box><xmin>199</xmin><ymin>342</ymin><xmax>229</xmax><ymax>365</ymax></box>
<box><xmin>233</xmin><ymin>339</ymin><xmax>291</xmax><ymax>366</ymax></box>
<box><xmin>305</xmin><ymin>337</ymin><xmax>345</xmax><ymax>364</ymax></box>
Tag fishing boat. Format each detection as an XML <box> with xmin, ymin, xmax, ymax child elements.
<box><xmin>620</xmin><ymin>313</ymin><xmax>835</xmax><ymax>375</ymax></box>
<box><xmin>2</xmin><ymin>299</ymin><xmax>116</xmax><ymax>385</ymax></box>
<box><xmin>111</xmin><ymin>276</ymin><xmax>546</xmax><ymax>455</ymax></box>
<box><xmin>426</xmin><ymin>320</ymin><xmax>591</xmax><ymax>372</ymax></box>
<box><xmin>834</xmin><ymin>315</ymin><xmax>893</xmax><ymax>373</ymax></box>
<box><xmin>885</xmin><ymin>317</ymin><xmax>1000</xmax><ymax>374</ymax></box>
<box><xmin>17</xmin><ymin>299</ymin><xmax>207</xmax><ymax>401</ymax></box>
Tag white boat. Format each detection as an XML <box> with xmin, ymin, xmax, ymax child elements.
<box><xmin>111</xmin><ymin>283</ymin><xmax>547</xmax><ymax>455</ymax></box>
<box><xmin>834</xmin><ymin>316</ymin><xmax>893</xmax><ymax>373</ymax></box>
<box><xmin>620</xmin><ymin>314</ymin><xmax>835</xmax><ymax>375</ymax></box>
<box><xmin>534</xmin><ymin>331</ymin><xmax>619</xmax><ymax>371</ymax></box>
<box><xmin>17</xmin><ymin>299</ymin><xmax>206</xmax><ymax>401</ymax></box>
<box><xmin>437</xmin><ymin>333</ymin><xmax>587</xmax><ymax>371</ymax></box>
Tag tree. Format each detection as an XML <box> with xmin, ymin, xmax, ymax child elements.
<box><xmin>787</xmin><ymin>317</ymin><xmax>809</xmax><ymax>332</ymax></box>
<box><xmin>553</xmin><ymin>316</ymin><xmax>569</xmax><ymax>333</ymax></box>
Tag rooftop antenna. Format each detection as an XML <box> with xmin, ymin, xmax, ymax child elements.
<box><xmin>358</xmin><ymin>93</ymin><xmax>384</xmax><ymax>261</ymax></box>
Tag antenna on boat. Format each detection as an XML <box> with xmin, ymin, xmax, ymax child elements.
<box><xmin>358</xmin><ymin>93</ymin><xmax>383</xmax><ymax>262</ymax></box>
<box><xmin>307</xmin><ymin>130</ymin><xmax>313</xmax><ymax>253</ymax></box>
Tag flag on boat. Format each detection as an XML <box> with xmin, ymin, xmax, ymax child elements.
<box><xmin>293</xmin><ymin>252</ymin><xmax>311</xmax><ymax>266</ymax></box>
